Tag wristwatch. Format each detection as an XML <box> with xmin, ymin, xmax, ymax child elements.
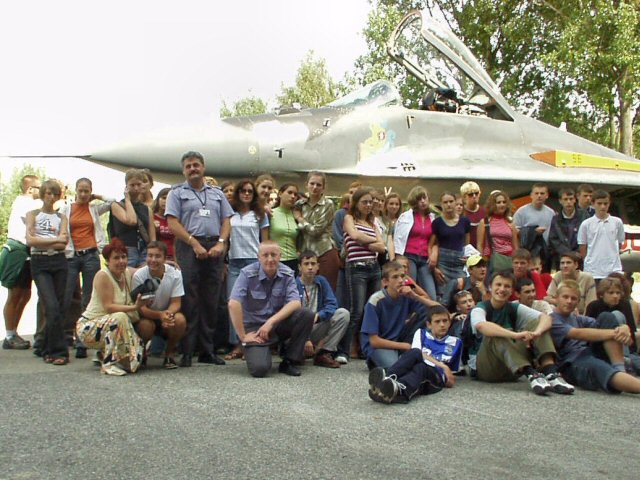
<box><xmin>218</xmin><ymin>238</ymin><xmax>226</xmax><ymax>243</ymax></box>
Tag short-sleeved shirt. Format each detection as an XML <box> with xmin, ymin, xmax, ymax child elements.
<box><xmin>411</xmin><ymin>329</ymin><xmax>462</xmax><ymax>378</ymax></box>
<box><xmin>463</xmin><ymin>206</ymin><xmax>486</xmax><ymax>248</ymax></box>
<box><xmin>229</xmin><ymin>210</ymin><xmax>269</xmax><ymax>260</ymax></box>
<box><xmin>165</xmin><ymin>182</ymin><xmax>233</xmax><ymax>237</ymax></box>
<box><xmin>360</xmin><ymin>289</ymin><xmax>423</xmax><ymax>359</ymax></box>
<box><xmin>230</xmin><ymin>262</ymin><xmax>300</xmax><ymax>329</ymax></box>
<box><xmin>7</xmin><ymin>196</ymin><xmax>42</xmax><ymax>243</ymax></box>
<box><xmin>270</xmin><ymin>207</ymin><xmax>299</xmax><ymax>261</ymax></box>
<box><xmin>550</xmin><ymin>311</ymin><xmax>598</xmax><ymax>367</ymax></box>
<box><xmin>577</xmin><ymin>214</ymin><xmax>624</xmax><ymax>279</ymax></box>
<box><xmin>132</xmin><ymin>264</ymin><xmax>184</xmax><ymax>311</ymax></box>
<box><xmin>431</xmin><ymin>215</ymin><xmax>470</xmax><ymax>251</ymax></box>
<box><xmin>513</xmin><ymin>203</ymin><xmax>556</xmax><ymax>243</ymax></box>
<box><xmin>470</xmin><ymin>301</ymin><xmax>541</xmax><ymax>334</ymax></box>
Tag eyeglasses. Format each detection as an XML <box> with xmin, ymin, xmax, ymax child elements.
<box><xmin>240</xmin><ymin>189</ymin><xmax>254</xmax><ymax>195</ymax></box>
<box><xmin>467</xmin><ymin>191</ymin><xmax>480</xmax><ymax>196</ymax></box>
<box><xmin>359</xmin><ymin>200</ymin><xmax>373</xmax><ymax>205</ymax></box>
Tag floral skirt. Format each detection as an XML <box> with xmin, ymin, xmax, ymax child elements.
<box><xmin>76</xmin><ymin>312</ymin><xmax>143</xmax><ymax>372</ymax></box>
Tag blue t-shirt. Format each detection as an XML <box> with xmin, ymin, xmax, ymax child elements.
<box><xmin>360</xmin><ymin>289</ymin><xmax>423</xmax><ymax>359</ymax></box>
<box><xmin>550</xmin><ymin>311</ymin><xmax>598</xmax><ymax>367</ymax></box>
<box><xmin>431</xmin><ymin>216</ymin><xmax>471</xmax><ymax>251</ymax></box>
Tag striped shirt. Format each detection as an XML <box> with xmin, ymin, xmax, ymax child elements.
<box><xmin>344</xmin><ymin>222</ymin><xmax>377</xmax><ymax>263</ymax></box>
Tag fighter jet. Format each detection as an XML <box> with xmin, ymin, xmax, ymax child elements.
<box><xmin>90</xmin><ymin>10</ymin><xmax>639</xmax><ymax>206</ymax></box>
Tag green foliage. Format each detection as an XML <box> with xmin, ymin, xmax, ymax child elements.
<box><xmin>277</xmin><ymin>51</ymin><xmax>338</xmax><ymax>108</ymax></box>
<box><xmin>0</xmin><ymin>164</ymin><xmax>46</xmax><ymax>245</ymax></box>
<box><xmin>220</xmin><ymin>95</ymin><xmax>268</xmax><ymax>118</ymax></box>
<box><xmin>543</xmin><ymin>0</ymin><xmax>640</xmax><ymax>155</ymax></box>
<box><xmin>356</xmin><ymin>0</ymin><xmax>639</xmax><ymax>155</ymax></box>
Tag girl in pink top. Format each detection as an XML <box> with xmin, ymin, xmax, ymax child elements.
<box><xmin>476</xmin><ymin>190</ymin><xmax>519</xmax><ymax>273</ymax></box>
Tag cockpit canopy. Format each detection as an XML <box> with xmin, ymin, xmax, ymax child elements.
<box><xmin>327</xmin><ymin>80</ymin><xmax>402</xmax><ymax>109</ymax></box>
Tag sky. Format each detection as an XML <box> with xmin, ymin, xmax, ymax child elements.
<box><xmin>0</xmin><ymin>0</ymin><xmax>371</xmax><ymax>196</ymax></box>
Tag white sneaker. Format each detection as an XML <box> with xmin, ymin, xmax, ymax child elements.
<box><xmin>528</xmin><ymin>372</ymin><xmax>552</xmax><ymax>395</ymax></box>
<box><xmin>101</xmin><ymin>364</ymin><xmax>127</xmax><ymax>376</ymax></box>
<box><xmin>546</xmin><ymin>373</ymin><xmax>575</xmax><ymax>395</ymax></box>
<box><xmin>335</xmin><ymin>354</ymin><xmax>348</xmax><ymax>365</ymax></box>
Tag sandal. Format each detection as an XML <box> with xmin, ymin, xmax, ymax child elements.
<box><xmin>52</xmin><ymin>357</ymin><xmax>68</xmax><ymax>366</ymax></box>
<box><xmin>224</xmin><ymin>349</ymin><xmax>244</xmax><ymax>361</ymax></box>
<box><xmin>163</xmin><ymin>357</ymin><xmax>178</xmax><ymax>369</ymax></box>
<box><xmin>43</xmin><ymin>356</ymin><xmax>54</xmax><ymax>364</ymax></box>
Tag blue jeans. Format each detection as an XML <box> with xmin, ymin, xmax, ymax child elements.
<box><xmin>405</xmin><ymin>253</ymin><xmax>436</xmax><ymax>300</ymax></box>
<box><xmin>126</xmin><ymin>246</ymin><xmax>147</xmax><ymax>268</ymax></box>
<box><xmin>31</xmin><ymin>254</ymin><xmax>68</xmax><ymax>359</ymax></box>
<box><xmin>227</xmin><ymin>258</ymin><xmax>257</xmax><ymax>344</ymax></box>
<box><xmin>64</xmin><ymin>250</ymin><xmax>101</xmax><ymax>347</ymax></box>
<box><xmin>338</xmin><ymin>262</ymin><xmax>381</xmax><ymax>356</ymax></box>
<box><xmin>370</xmin><ymin>348</ymin><xmax>402</xmax><ymax>369</ymax></box>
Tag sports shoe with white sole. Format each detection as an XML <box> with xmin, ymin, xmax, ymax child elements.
<box><xmin>335</xmin><ymin>354</ymin><xmax>348</xmax><ymax>365</ymax></box>
<box><xmin>546</xmin><ymin>373</ymin><xmax>575</xmax><ymax>395</ymax></box>
<box><xmin>378</xmin><ymin>374</ymin><xmax>408</xmax><ymax>404</ymax></box>
<box><xmin>101</xmin><ymin>364</ymin><xmax>127</xmax><ymax>376</ymax></box>
<box><xmin>368</xmin><ymin>367</ymin><xmax>386</xmax><ymax>390</ymax></box>
<box><xmin>528</xmin><ymin>372</ymin><xmax>552</xmax><ymax>395</ymax></box>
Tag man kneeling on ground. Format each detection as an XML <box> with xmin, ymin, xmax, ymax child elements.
<box><xmin>296</xmin><ymin>251</ymin><xmax>349</xmax><ymax>368</ymax></box>
<box><xmin>133</xmin><ymin>241</ymin><xmax>186</xmax><ymax>369</ymax></box>
<box><xmin>469</xmin><ymin>270</ymin><xmax>574</xmax><ymax>395</ymax></box>
<box><xmin>550</xmin><ymin>280</ymin><xmax>640</xmax><ymax>394</ymax></box>
<box><xmin>368</xmin><ymin>305</ymin><xmax>462</xmax><ymax>404</ymax></box>
<box><xmin>229</xmin><ymin>241</ymin><xmax>314</xmax><ymax>377</ymax></box>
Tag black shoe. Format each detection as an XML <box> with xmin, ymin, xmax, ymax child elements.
<box><xmin>198</xmin><ymin>353</ymin><xmax>226</xmax><ymax>365</ymax></box>
<box><xmin>180</xmin><ymin>354</ymin><xmax>193</xmax><ymax>368</ymax></box>
<box><xmin>75</xmin><ymin>347</ymin><xmax>87</xmax><ymax>359</ymax></box>
<box><xmin>278</xmin><ymin>359</ymin><xmax>301</xmax><ymax>377</ymax></box>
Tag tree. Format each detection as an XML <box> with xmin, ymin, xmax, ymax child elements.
<box><xmin>219</xmin><ymin>95</ymin><xmax>267</xmax><ymax>118</ymax></box>
<box><xmin>0</xmin><ymin>165</ymin><xmax>46</xmax><ymax>245</ymax></box>
<box><xmin>277</xmin><ymin>51</ymin><xmax>337</xmax><ymax>108</ymax></box>
<box><xmin>543</xmin><ymin>0</ymin><xmax>640</xmax><ymax>156</ymax></box>
<box><xmin>355</xmin><ymin>0</ymin><xmax>638</xmax><ymax>156</ymax></box>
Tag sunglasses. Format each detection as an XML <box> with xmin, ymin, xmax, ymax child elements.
<box><xmin>467</xmin><ymin>191</ymin><xmax>480</xmax><ymax>196</ymax></box>
<box><xmin>240</xmin><ymin>189</ymin><xmax>254</xmax><ymax>195</ymax></box>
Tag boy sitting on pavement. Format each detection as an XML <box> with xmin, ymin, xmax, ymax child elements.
<box><xmin>296</xmin><ymin>251</ymin><xmax>349</xmax><ymax>368</ymax></box>
<box><xmin>360</xmin><ymin>260</ymin><xmax>435</xmax><ymax>369</ymax></box>
<box><xmin>550</xmin><ymin>280</ymin><xmax>640</xmax><ymax>394</ymax></box>
<box><xmin>469</xmin><ymin>270</ymin><xmax>574</xmax><ymax>395</ymax></box>
<box><xmin>368</xmin><ymin>305</ymin><xmax>462</xmax><ymax>404</ymax></box>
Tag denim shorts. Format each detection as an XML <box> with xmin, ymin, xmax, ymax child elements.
<box><xmin>561</xmin><ymin>347</ymin><xmax>620</xmax><ymax>393</ymax></box>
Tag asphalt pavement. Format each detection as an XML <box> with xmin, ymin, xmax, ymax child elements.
<box><xmin>1</xmin><ymin>343</ymin><xmax>639</xmax><ymax>480</ymax></box>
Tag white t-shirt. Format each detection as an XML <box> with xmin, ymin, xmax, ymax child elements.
<box><xmin>577</xmin><ymin>214</ymin><xmax>624</xmax><ymax>279</ymax></box>
<box><xmin>7</xmin><ymin>195</ymin><xmax>42</xmax><ymax>243</ymax></box>
<box><xmin>132</xmin><ymin>264</ymin><xmax>184</xmax><ymax>311</ymax></box>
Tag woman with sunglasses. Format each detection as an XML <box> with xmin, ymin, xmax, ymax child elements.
<box><xmin>225</xmin><ymin>179</ymin><xmax>270</xmax><ymax>360</ymax></box>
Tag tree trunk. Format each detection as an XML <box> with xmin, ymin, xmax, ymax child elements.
<box><xmin>617</xmin><ymin>71</ymin><xmax>634</xmax><ymax>156</ymax></box>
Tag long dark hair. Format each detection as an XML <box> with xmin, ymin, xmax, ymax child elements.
<box><xmin>348</xmin><ymin>187</ymin><xmax>375</xmax><ymax>223</ymax></box>
<box><xmin>153</xmin><ymin>187</ymin><xmax>171</xmax><ymax>214</ymax></box>
<box><xmin>231</xmin><ymin>179</ymin><xmax>265</xmax><ymax>221</ymax></box>
<box><xmin>273</xmin><ymin>183</ymin><xmax>299</xmax><ymax>209</ymax></box>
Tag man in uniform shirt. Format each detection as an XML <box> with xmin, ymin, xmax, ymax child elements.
<box><xmin>166</xmin><ymin>151</ymin><xmax>233</xmax><ymax>367</ymax></box>
<box><xmin>229</xmin><ymin>241</ymin><xmax>314</xmax><ymax>377</ymax></box>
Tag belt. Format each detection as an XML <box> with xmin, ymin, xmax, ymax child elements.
<box><xmin>193</xmin><ymin>235</ymin><xmax>219</xmax><ymax>243</ymax></box>
<box><xmin>350</xmin><ymin>259</ymin><xmax>377</xmax><ymax>267</ymax></box>
<box><xmin>75</xmin><ymin>247</ymin><xmax>98</xmax><ymax>256</ymax></box>
<box><xmin>31</xmin><ymin>250</ymin><xmax>64</xmax><ymax>257</ymax></box>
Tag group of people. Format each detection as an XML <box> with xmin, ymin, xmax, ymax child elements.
<box><xmin>2</xmin><ymin>153</ymin><xmax>640</xmax><ymax>402</ymax></box>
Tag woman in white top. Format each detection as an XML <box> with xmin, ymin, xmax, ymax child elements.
<box><xmin>25</xmin><ymin>179</ymin><xmax>69</xmax><ymax>365</ymax></box>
